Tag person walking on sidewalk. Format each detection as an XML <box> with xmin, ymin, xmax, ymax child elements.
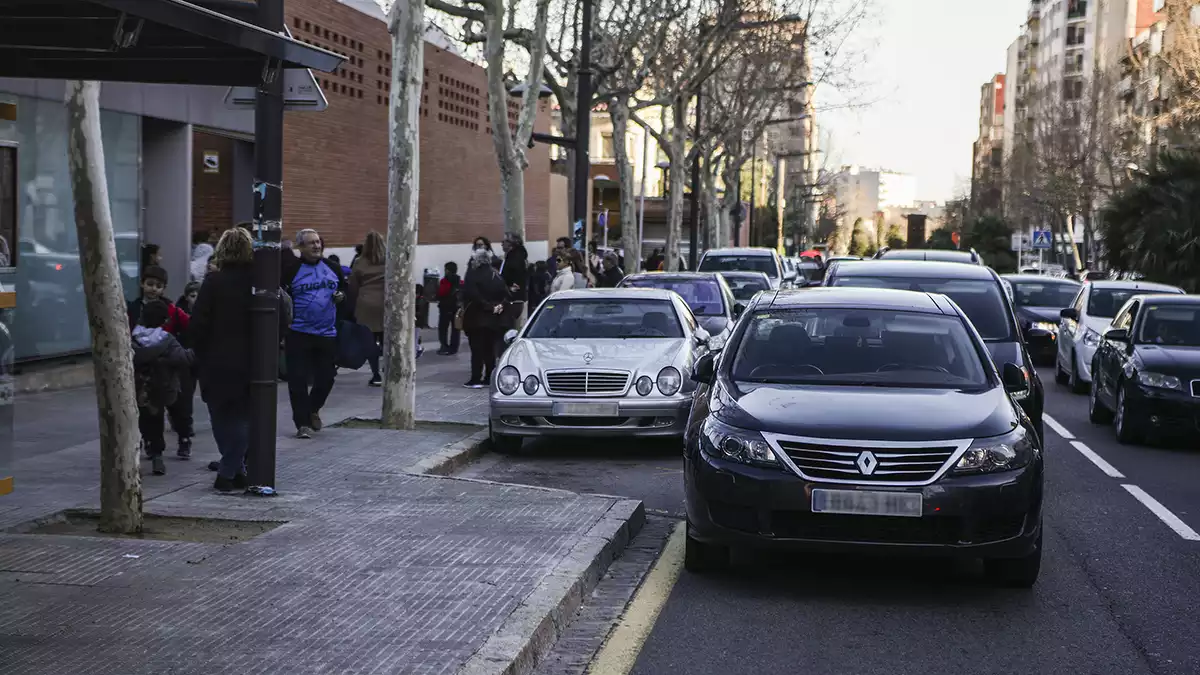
<box><xmin>500</xmin><ymin>232</ymin><xmax>529</xmax><ymax>324</ymax></box>
<box><xmin>550</xmin><ymin>253</ymin><xmax>575</xmax><ymax>293</ymax></box>
<box><xmin>133</xmin><ymin>299</ymin><xmax>194</xmax><ymax>476</ymax></box>
<box><xmin>462</xmin><ymin>247</ymin><xmax>509</xmax><ymax>388</ymax></box>
<box><xmin>436</xmin><ymin>261</ymin><xmax>462</xmax><ymax>355</ymax></box>
<box><xmin>281</xmin><ymin>228</ymin><xmax>346</xmax><ymax>439</ymax></box>
<box><xmin>348</xmin><ymin>230</ymin><xmax>386</xmax><ymax>386</ymax></box>
<box><xmin>598</xmin><ymin>252</ymin><xmax>625</xmax><ymax>288</ymax></box>
<box><xmin>128</xmin><ymin>265</ymin><xmax>195</xmax><ymax>458</ymax></box>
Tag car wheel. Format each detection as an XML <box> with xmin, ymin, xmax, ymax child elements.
<box><xmin>488</xmin><ymin>420</ymin><xmax>522</xmax><ymax>455</ymax></box>
<box><xmin>1088</xmin><ymin>379</ymin><xmax>1113</xmax><ymax>424</ymax></box>
<box><xmin>1114</xmin><ymin>384</ymin><xmax>1143</xmax><ymax>445</ymax></box>
<box><xmin>984</xmin><ymin>530</ymin><xmax>1042</xmax><ymax>589</ymax></box>
<box><xmin>683</xmin><ymin>524</ymin><xmax>729</xmax><ymax>574</ymax></box>
<box><xmin>1069</xmin><ymin>351</ymin><xmax>1088</xmax><ymax>394</ymax></box>
<box><xmin>1054</xmin><ymin>354</ymin><xmax>1069</xmax><ymax>386</ymax></box>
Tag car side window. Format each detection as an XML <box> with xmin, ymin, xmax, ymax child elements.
<box><xmin>676</xmin><ymin>297</ymin><xmax>698</xmax><ymax>333</ymax></box>
<box><xmin>1113</xmin><ymin>301</ymin><xmax>1138</xmax><ymax>330</ymax></box>
<box><xmin>1073</xmin><ymin>287</ymin><xmax>1087</xmax><ymax>314</ymax></box>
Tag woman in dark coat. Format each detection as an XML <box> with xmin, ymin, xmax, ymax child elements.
<box><xmin>462</xmin><ymin>247</ymin><xmax>510</xmax><ymax>388</ymax></box>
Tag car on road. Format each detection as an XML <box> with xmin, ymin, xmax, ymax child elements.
<box><xmin>697</xmin><ymin>247</ymin><xmax>789</xmax><ymax>290</ymax></box>
<box><xmin>1002</xmin><ymin>274</ymin><xmax>1081</xmax><ymax>366</ymax></box>
<box><xmin>1055</xmin><ymin>279</ymin><xmax>1184</xmax><ymax>393</ymax></box>
<box><xmin>683</xmin><ymin>287</ymin><xmax>1044</xmax><ymax>587</ymax></box>
<box><xmin>488</xmin><ymin>288</ymin><xmax>713</xmax><ymax>452</ymax></box>
<box><xmin>716</xmin><ymin>271</ymin><xmax>772</xmax><ymax>303</ymax></box>
<box><xmin>825</xmin><ymin>260</ymin><xmax>1045</xmax><ymax>442</ymax></box>
<box><xmin>793</xmin><ymin>257</ymin><xmax>825</xmax><ymax>287</ymax></box>
<box><xmin>874</xmin><ymin>248</ymin><xmax>984</xmax><ymax>265</ymax></box>
<box><xmin>617</xmin><ymin>272</ymin><xmax>741</xmax><ymax>350</ymax></box>
<box><xmin>1087</xmin><ymin>294</ymin><xmax>1200</xmax><ymax>444</ymax></box>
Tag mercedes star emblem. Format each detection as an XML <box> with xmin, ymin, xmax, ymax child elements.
<box><xmin>583</xmin><ymin>352</ymin><xmax>594</xmax><ymax>364</ymax></box>
<box><xmin>855</xmin><ymin>451</ymin><xmax>879</xmax><ymax>476</ymax></box>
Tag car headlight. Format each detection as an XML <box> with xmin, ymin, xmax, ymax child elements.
<box><xmin>635</xmin><ymin>375</ymin><xmax>654</xmax><ymax>396</ymax></box>
<box><xmin>953</xmin><ymin>426</ymin><xmax>1036</xmax><ymax>475</ymax></box>
<box><xmin>497</xmin><ymin>366</ymin><xmax>521</xmax><ymax>395</ymax></box>
<box><xmin>657</xmin><ymin>367</ymin><xmax>682</xmax><ymax>396</ymax></box>
<box><xmin>700</xmin><ymin>417</ymin><xmax>778</xmax><ymax>466</ymax></box>
<box><xmin>522</xmin><ymin>374</ymin><xmax>540</xmax><ymax>395</ymax></box>
<box><xmin>1137</xmin><ymin>371</ymin><xmax>1184</xmax><ymax>391</ymax></box>
<box><xmin>1082</xmin><ymin>328</ymin><xmax>1101</xmax><ymax>346</ymax></box>
<box><xmin>1033</xmin><ymin>321</ymin><xmax>1058</xmax><ymax>333</ymax></box>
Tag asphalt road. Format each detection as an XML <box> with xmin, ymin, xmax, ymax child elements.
<box><xmin>465</xmin><ymin>368</ymin><xmax>1200</xmax><ymax>675</ymax></box>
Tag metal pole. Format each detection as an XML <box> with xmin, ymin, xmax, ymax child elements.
<box><xmin>248</xmin><ymin>0</ymin><xmax>284</xmax><ymax>495</ymax></box>
<box><xmin>775</xmin><ymin>156</ymin><xmax>786</xmax><ymax>254</ymax></box>
<box><xmin>688</xmin><ymin>85</ymin><xmax>702</xmax><ymax>269</ymax></box>
<box><xmin>573</xmin><ymin>0</ymin><xmax>592</xmax><ymax>241</ymax></box>
<box><xmin>748</xmin><ymin>153</ymin><xmax>756</xmax><ymax>245</ymax></box>
<box><xmin>637</xmin><ymin>126</ymin><xmax>649</xmax><ymax>271</ymax></box>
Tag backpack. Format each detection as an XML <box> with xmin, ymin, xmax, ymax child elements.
<box><xmin>134</xmin><ymin>351</ymin><xmax>180</xmax><ymax>410</ymax></box>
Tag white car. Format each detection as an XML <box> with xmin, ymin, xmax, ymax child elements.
<box><xmin>1055</xmin><ymin>279</ymin><xmax>1184</xmax><ymax>392</ymax></box>
<box><xmin>697</xmin><ymin>247</ymin><xmax>790</xmax><ymax>289</ymax></box>
<box><xmin>488</xmin><ymin>288</ymin><xmax>712</xmax><ymax>452</ymax></box>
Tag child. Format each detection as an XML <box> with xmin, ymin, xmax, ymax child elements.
<box><xmin>132</xmin><ymin>299</ymin><xmax>194</xmax><ymax>476</ymax></box>
<box><xmin>127</xmin><ymin>265</ymin><xmax>195</xmax><ymax>458</ymax></box>
<box><xmin>176</xmin><ymin>281</ymin><xmax>201</xmax><ymax>315</ymax></box>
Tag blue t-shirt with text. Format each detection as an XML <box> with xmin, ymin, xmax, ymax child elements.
<box><xmin>290</xmin><ymin>261</ymin><xmax>339</xmax><ymax>337</ymax></box>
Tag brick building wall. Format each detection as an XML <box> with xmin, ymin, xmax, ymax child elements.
<box><xmin>192</xmin><ymin>130</ymin><xmax>233</xmax><ymax>236</ymax></box>
<box><xmin>283</xmin><ymin>0</ymin><xmax>552</xmax><ymax>249</ymax></box>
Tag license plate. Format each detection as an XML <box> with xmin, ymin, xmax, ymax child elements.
<box><xmin>552</xmin><ymin>401</ymin><xmax>619</xmax><ymax>416</ymax></box>
<box><xmin>811</xmin><ymin>489</ymin><xmax>922</xmax><ymax>518</ymax></box>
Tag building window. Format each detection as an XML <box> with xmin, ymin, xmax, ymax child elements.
<box><xmin>304</xmin><ymin>21</ymin><xmax>311</xmax><ymax>31</ymax></box>
<box><xmin>0</xmin><ymin>144</ymin><xmax>15</xmax><ymax>268</ymax></box>
<box><xmin>600</xmin><ymin>132</ymin><xmax>614</xmax><ymax>159</ymax></box>
<box><xmin>1066</xmin><ymin>25</ymin><xmax>1085</xmax><ymax>45</ymax></box>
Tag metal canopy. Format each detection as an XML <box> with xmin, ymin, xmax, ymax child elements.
<box><xmin>0</xmin><ymin>0</ymin><xmax>343</xmax><ymax>86</ymax></box>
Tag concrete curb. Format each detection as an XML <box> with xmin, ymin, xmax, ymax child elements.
<box><xmin>405</xmin><ymin>430</ymin><xmax>491</xmax><ymax>476</ymax></box>
<box><xmin>457</xmin><ymin>498</ymin><xmax>648</xmax><ymax>675</ymax></box>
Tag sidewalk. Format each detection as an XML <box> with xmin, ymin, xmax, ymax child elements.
<box><xmin>1</xmin><ymin>332</ymin><xmax>645</xmax><ymax>675</ymax></box>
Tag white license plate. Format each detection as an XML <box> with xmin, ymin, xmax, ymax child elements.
<box><xmin>811</xmin><ymin>489</ymin><xmax>922</xmax><ymax>518</ymax></box>
<box><xmin>552</xmin><ymin>401</ymin><xmax>619</xmax><ymax>416</ymax></box>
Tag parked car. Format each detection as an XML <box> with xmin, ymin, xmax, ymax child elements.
<box><xmin>684</xmin><ymin>287</ymin><xmax>1044</xmax><ymax>587</ymax></box>
<box><xmin>1001</xmin><ymin>274</ymin><xmax>1081</xmax><ymax>366</ymax></box>
<box><xmin>488</xmin><ymin>288</ymin><xmax>712</xmax><ymax>452</ymax></box>
<box><xmin>1055</xmin><ymin>279</ymin><xmax>1184</xmax><ymax>393</ymax></box>
<box><xmin>1087</xmin><ymin>294</ymin><xmax>1200</xmax><ymax>444</ymax></box>
<box><xmin>793</xmin><ymin>258</ymin><xmax>825</xmax><ymax>287</ymax></box>
<box><xmin>618</xmin><ymin>272</ymin><xmax>741</xmax><ymax>350</ymax></box>
<box><xmin>697</xmin><ymin>247</ymin><xmax>789</xmax><ymax>289</ymax></box>
<box><xmin>875</xmin><ymin>248</ymin><xmax>984</xmax><ymax>265</ymax></box>
<box><xmin>825</xmin><ymin>260</ymin><xmax>1044</xmax><ymax>442</ymax></box>
<box><xmin>717</xmin><ymin>271</ymin><xmax>772</xmax><ymax>303</ymax></box>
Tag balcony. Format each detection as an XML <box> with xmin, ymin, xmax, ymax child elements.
<box><xmin>1067</xmin><ymin>0</ymin><xmax>1087</xmax><ymax>20</ymax></box>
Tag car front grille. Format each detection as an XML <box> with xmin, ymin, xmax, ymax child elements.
<box><xmin>773</xmin><ymin>438</ymin><xmax>964</xmax><ymax>485</ymax></box>
<box><xmin>544</xmin><ymin>370</ymin><xmax>630</xmax><ymax>396</ymax></box>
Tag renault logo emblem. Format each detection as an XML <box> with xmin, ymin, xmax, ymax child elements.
<box><xmin>583</xmin><ymin>352</ymin><xmax>594</xmax><ymax>364</ymax></box>
<box><xmin>855</xmin><ymin>451</ymin><xmax>879</xmax><ymax>476</ymax></box>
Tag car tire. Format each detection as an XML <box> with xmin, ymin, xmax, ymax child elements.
<box><xmin>683</xmin><ymin>524</ymin><xmax>729</xmax><ymax>574</ymax></box>
<box><xmin>984</xmin><ymin>530</ymin><xmax>1042</xmax><ymax>589</ymax></box>
<box><xmin>1114</xmin><ymin>384</ymin><xmax>1143</xmax><ymax>445</ymax></box>
<box><xmin>1088</xmin><ymin>379</ymin><xmax>1113</xmax><ymax>424</ymax></box>
<box><xmin>488</xmin><ymin>420</ymin><xmax>522</xmax><ymax>455</ymax></box>
<box><xmin>1069</xmin><ymin>351</ymin><xmax>1088</xmax><ymax>394</ymax></box>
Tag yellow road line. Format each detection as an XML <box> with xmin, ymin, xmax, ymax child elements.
<box><xmin>587</xmin><ymin>521</ymin><xmax>686</xmax><ymax>675</ymax></box>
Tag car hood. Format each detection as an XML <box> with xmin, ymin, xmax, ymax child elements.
<box><xmin>1083</xmin><ymin>315</ymin><xmax>1113</xmax><ymax>335</ymax></box>
<box><xmin>1016</xmin><ymin>307</ymin><xmax>1062</xmax><ymax>324</ymax></box>
<box><xmin>505</xmin><ymin>338</ymin><xmax>686</xmax><ymax>377</ymax></box>
<box><xmin>718</xmin><ymin>382</ymin><xmax>1017</xmax><ymax>441</ymax></box>
<box><xmin>1136</xmin><ymin>345</ymin><xmax>1200</xmax><ymax>379</ymax></box>
<box><xmin>697</xmin><ymin>316</ymin><xmax>730</xmax><ymax>336</ymax></box>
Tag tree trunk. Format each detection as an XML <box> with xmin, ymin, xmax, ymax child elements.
<box><xmin>483</xmin><ymin>3</ymin><xmax>526</xmax><ymax>241</ymax></box>
<box><xmin>703</xmin><ymin>165</ymin><xmax>721</xmax><ymax>249</ymax></box>
<box><xmin>665</xmin><ymin>147</ymin><xmax>685</xmax><ymax>271</ymax></box>
<box><xmin>381</xmin><ymin>0</ymin><xmax>423</xmax><ymax>430</ymax></box>
<box><xmin>65</xmin><ymin>81</ymin><xmax>142</xmax><ymax>534</ymax></box>
<box><xmin>610</xmin><ymin>101</ymin><xmax>639</xmax><ymax>271</ymax></box>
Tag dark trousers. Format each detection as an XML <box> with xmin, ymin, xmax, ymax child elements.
<box><xmin>285</xmin><ymin>329</ymin><xmax>337</xmax><ymax>430</ymax></box>
<box><xmin>468</xmin><ymin>327</ymin><xmax>498</xmax><ymax>383</ymax></box>
<box><xmin>368</xmin><ymin>331</ymin><xmax>383</xmax><ymax>378</ymax></box>
<box><xmin>166</xmin><ymin>368</ymin><xmax>195</xmax><ymax>438</ymax></box>
<box><xmin>438</xmin><ymin>307</ymin><xmax>461</xmax><ymax>353</ymax></box>
<box><xmin>138</xmin><ymin>405</ymin><xmax>165</xmax><ymax>457</ymax></box>
<box><xmin>209</xmin><ymin>397</ymin><xmax>251</xmax><ymax>480</ymax></box>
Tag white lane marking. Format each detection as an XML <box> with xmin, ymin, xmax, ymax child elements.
<box><xmin>1123</xmin><ymin>484</ymin><xmax>1200</xmax><ymax>542</ymax></box>
<box><xmin>1043</xmin><ymin>414</ymin><xmax>1075</xmax><ymax>439</ymax></box>
<box><xmin>1069</xmin><ymin>440</ymin><xmax>1125</xmax><ymax>479</ymax></box>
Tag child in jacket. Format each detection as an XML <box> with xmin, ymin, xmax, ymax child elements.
<box><xmin>132</xmin><ymin>299</ymin><xmax>194</xmax><ymax>476</ymax></box>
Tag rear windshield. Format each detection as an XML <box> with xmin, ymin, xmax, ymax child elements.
<box><xmin>620</xmin><ymin>278</ymin><xmax>725</xmax><ymax>316</ymax></box>
<box><xmin>1089</xmin><ymin>287</ymin><xmax>1180</xmax><ymax>319</ymax></box>
<box><xmin>1010</xmin><ymin>281</ymin><xmax>1080</xmax><ymax>308</ymax></box>
<box><xmin>698</xmin><ymin>254</ymin><xmax>778</xmax><ymax>278</ymax></box>
<box><xmin>881</xmin><ymin>250</ymin><xmax>973</xmax><ymax>263</ymax></box>
<box><xmin>1138</xmin><ymin>305</ymin><xmax>1200</xmax><ymax>346</ymax></box>
<box><xmin>722</xmin><ymin>274</ymin><xmax>771</xmax><ymax>300</ymax></box>
<box><xmin>831</xmin><ymin>275</ymin><xmax>1013</xmax><ymax>341</ymax></box>
<box><xmin>732</xmin><ymin>308</ymin><xmax>989</xmax><ymax>389</ymax></box>
<box><xmin>526</xmin><ymin>299</ymin><xmax>683</xmax><ymax>339</ymax></box>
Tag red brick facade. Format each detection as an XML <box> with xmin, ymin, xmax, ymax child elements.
<box><xmin>283</xmin><ymin>0</ymin><xmax>552</xmax><ymax>248</ymax></box>
<box><xmin>192</xmin><ymin>130</ymin><xmax>234</xmax><ymax>236</ymax></box>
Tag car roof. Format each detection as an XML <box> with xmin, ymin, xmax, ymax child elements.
<box><xmin>548</xmin><ymin>288</ymin><xmax>678</xmax><ymax>301</ymax></box>
<box><xmin>1086</xmin><ymin>280</ymin><xmax>1184</xmax><ymax>292</ymax></box>
<box><xmin>1001</xmin><ymin>274</ymin><xmax>1080</xmax><ymax>285</ymax></box>
<box><xmin>622</xmin><ymin>272</ymin><xmax>723</xmax><ymax>282</ymax></box>
<box><xmin>717</xmin><ymin>270</ymin><xmax>771</xmax><ymax>278</ymax></box>
<box><xmin>702</xmin><ymin>247</ymin><xmax>775</xmax><ymax>257</ymax></box>
<box><xmin>879</xmin><ymin>249</ymin><xmax>976</xmax><ymax>262</ymax></box>
<box><xmin>1130</xmin><ymin>293</ymin><xmax>1200</xmax><ymax>305</ymax></box>
<box><xmin>831</xmin><ymin>259</ymin><xmax>996</xmax><ymax>280</ymax></box>
<box><xmin>758</xmin><ymin>287</ymin><xmax>950</xmax><ymax>314</ymax></box>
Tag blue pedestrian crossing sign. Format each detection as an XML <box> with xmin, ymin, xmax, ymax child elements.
<box><xmin>1031</xmin><ymin>229</ymin><xmax>1053</xmax><ymax>249</ymax></box>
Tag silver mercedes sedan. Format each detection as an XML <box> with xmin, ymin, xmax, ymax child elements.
<box><xmin>488</xmin><ymin>288</ymin><xmax>712</xmax><ymax>452</ymax></box>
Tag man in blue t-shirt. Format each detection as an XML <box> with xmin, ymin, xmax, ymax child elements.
<box><xmin>281</xmin><ymin>228</ymin><xmax>346</xmax><ymax>438</ymax></box>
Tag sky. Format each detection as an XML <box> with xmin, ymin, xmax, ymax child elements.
<box><xmin>819</xmin><ymin>0</ymin><xmax>1029</xmax><ymax>203</ymax></box>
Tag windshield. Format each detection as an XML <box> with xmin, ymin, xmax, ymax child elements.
<box><xmin>1089</xmin><ymin>287</ymin><xmax>1178</xmax><ymax>319</ymax></box>
<box><xmin>732</xmin><ymin>308</ymin><xmax>989</xmax><ymax>389</ymax></box>
<box><xmin>525</xmin><ymin>298</ymin><xmax>683</xmax><ymax>339</ymax></box>
<box><xmin>880</xmin><ymin>250</ymin><xmax>973</xmax><ymax>263</ymax></box>
<box><xmin>698</xmin><ymin>255</ymin><xmax>778</xmax><ymax>278</ymax></box>
<box><xmin>831</xmin><ymin>276</ymin><xmax>1013</xmax><ymax>341</ymax></box>
<box><xmin>1138</xmin><ymin>305</ymin><xmax>1200</xmax><ymax>347</ymax></box>
<box><xmin>1010</xmin><ymin>281</ymin><xmax>1080</xmax><ymax>308</ymax></box>
<box><xmin>722</xmin><ymin>275</ymin><xmax>771</xmax><ymax>300</ymax></box>
<box><xmin>621</xmin><ymin>278</ymin><xmax>725</xmax><ymax>316</ymax></box>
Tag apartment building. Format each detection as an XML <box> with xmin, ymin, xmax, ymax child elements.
<box><xmin>829</xmin><ymin>166</ymin><xmax>918</xmax><ymax>246</ymax></box>
<box><xmin>971</xmin><ymin>74</ymin><xmax>1006</xmax><ymax>214</ymax></box>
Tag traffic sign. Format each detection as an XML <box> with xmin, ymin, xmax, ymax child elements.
<box><xmin>1031</xmin><ymin>229</ymin><xmax>1053</xmax><ymax>249</ymax></box>
<box><xmin>1011</xmin><ymin>233</ymin><xmax>1030</xmax><ymax>251</ymax></box>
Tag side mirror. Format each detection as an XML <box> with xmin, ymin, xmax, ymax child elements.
<box><xmin>1002</xmin><ymin>363</ymin><xmax>1028</xmax><ymax>393</ymax></box>
<box><xmin>1060</xmin><ymin>307</ymin><xmax>1079</xmax><ymax>321</ymax></box>
<box><xmin>1103</xmin><ymin>328</ymin><xmax>1129</xmax><ymax>343</ymax></box>
<box><xmin>692</xmin><ymin>352</ymin><xmax>716</xmax><ymax>383</ymax></box>
<box><xmin>694</xmin><ymin>328</ymin><xmax>711</xmax><ymax>346</ymax></box>
<box><xmin>503</xmin><ymin>329</ymin><xmax>519</xmax><ymax>345</ymax></box>
<box><xmin>733</xmin><ymin>303</ymin><xmax>745</xmax><ymax>319</ymax></box>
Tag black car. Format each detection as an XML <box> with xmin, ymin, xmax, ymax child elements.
<box><xmin>875</xmin><ymin>248</ymin><xmax>984</xmax><ymax>265</ymax></box>
<box><xmin>684</xmin><ymin>287</ymin><xmax>1044</xmax><ymax>587</ymax></box>
<box><xmin>1001</xmin><ymin>274</ymin><xmax>1081</xmax><ymax>365</ymax></box>
<box><xmin>1088</xmin><ymin>294</ymin><xmax>1200</xmax><ymax>444</ymax></box>
<box><xmin>825</xmin><ymin>260</ymin><xmax>1045</xmax><ymax>442</ymax></box>
<box><xmin>617</xmin><ymin>272</ymin><xmax>741</xmax><ymax>349</ymax></box>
